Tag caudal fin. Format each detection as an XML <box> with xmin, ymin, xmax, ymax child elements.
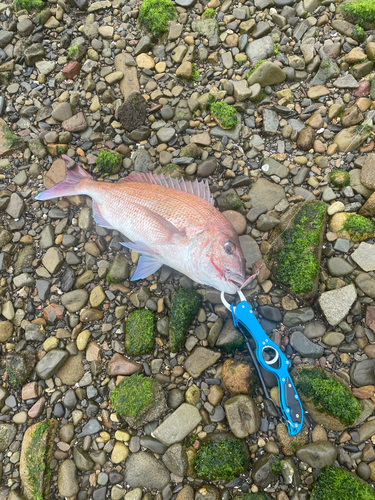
<box><xmin>35</xmin><ymin>156</ymin><xmax>93</xmax><ymax>201</ymax></box>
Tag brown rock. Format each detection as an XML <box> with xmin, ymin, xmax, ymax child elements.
<box><xmin>28</xmin><ymin>396</ymin><xmax>46</xmax><ymax>418</ymax></box>
<box><xmin>352</xmin><ymin>385</ymin><xmax>375</xmax><ymax>399</ymax></box>
<box><xmin>56</xmin><ymin>352</ymin><xmax>84</xmax><ymax>385</ymax></box>
<box><xmin>0</xmin><ymin>117</ymin><xmax>24</xmax><ymax>157</ymax></box>
<box><xmin>359</xmin><ymin>192</ymin><xmax>375</xmax><ymax>217</ymax></box>
<box><xmin>22</xmin><ymin>382</ymin><xmax>38</xmax><ymax>400</ymax></box>
<box><xmin>297</xmin><ymin>126</ymin><xmax>315</xmax><ymax>151</ymax></box>
<box><xmin>62</xmin><ymin>112</ymin><xmax>88</xmax><ymax>133</ymax></box>
<box><xmin>354</xmin><ymin>80</ymin><xmax>371</xmax><ymax>97</ymax></box>
<box><xmin>307</xmin><ymin>85</ymin><xmax>330</xmax><ymax>99</ymax></box>
<box><xmin>80</xmin><ymin>308</ymin><xmax>104</xmax><ymax>322</ymax></box>
<box><xmin>114</xmin><ymin>52</ymin><xmax>140</xmax><ymax>100</ymax></box>
<box><xmin>0</xmin><ymin>321</ymin><xmax>13</xmax><ymax>342</ymax></box>
<box><xmin>323</xmin><ymin>43</ymin><xmax>340</xmax><ymax>58</ymax></box>
<box><xmin>176</xmin><ymin>485</ymin><xmax>194</xmax><ymax>500</ymax></box>
<box><xmin>341</xmin><ymin>105</ymin><xmax>363</xmax><ymax>127</ymax></box>
<box><xmin>107</xmin><ymin>353</ymin><xmax>142</xmax><ymax>376</ymax></box>
<box><xmin>361</xmin><ymin>153</ymin><xmax>375</xmax><ymax>189</ymax></box>
<box><xmin>366</xmin><ymin>306</ymin><xmax>375</xmax><ymax>332</ymax></box>
<box><xmin>62</xmin><ymin>61</ymin><xmax>82</xmax><ymax>79</ymax></box>
<box><xmin>43</xmin><ymin>304</ymin><xmax>65</xmax><ymax>324</ymax></box>
<box><xmin>306</xmin><ymin>111</ymin><xmax>323</xmax><ymax>129</ymax></box>
<box><xmin>176</xmin><ymin>61</ymin><xmax>192</xmax><ymax>79</ymax></box>
<box><xmin>276</xmin><ymin>422</ymin><xmax>309</xmax><ymax>456</ymax></box>
<box><xmin>222</xmin><ymin>210</ymin><xmax>247</xmax><ymax>235</ymax></box>
<box><xmin>189</xmin><ymin>132</ymin><xmax>211</xmax><ymax>146</ymax></box>
<box><xmin>222</xmin><ymin>358</ymin><xmax>254</xmax><ymax>394</ymax></box>
<box><xmin>43</xmin><ymin>158</ymin><xmax>66</xmax><ymax>189</ymax></box>
<box><xmin>86</xmin><ymin>341</ymin><xmax>101</xmax><ymax>362</ymax></box>
<box><xmin>364</xmin><ymin>344</ymin><xmax>375</xmax><ymax>358</ymax></box>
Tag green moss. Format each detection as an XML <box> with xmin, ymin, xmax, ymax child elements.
<box><xmin>341</xmin><ymin>0</ymin><xmax>375</xmax><ymax>29</ymax></box>
<box><xmin>310</xmin><ymin>466</ymin><xmax>375</xmax><ymax>500</ymax></box>
<box><xmin>110</xmin><ymin>374</ymin><xmax>156</xmax><ymax>418</ymax></box>
<box><xmin>203</xmin><ymin>7</ymin><xmax>215</xmax><ymax>17</ymax></box>
<box><xmin>195</xmin><ymin>438</ymin><xmax>248</xmax><ymax>481</ymax></box>
<box><xmin>352</xmin><ymin>24</ymin><xmax>366</xmax><ymax>40</ymax></box>
<box><xmin>354</xmin><ymin>122</ymin><xmax>373</xmax><ymax>134</ymax></box>
<box><xmin>68</xmin><ymin>44</ymin><xmax>79</xmax><ymax>59</ymax></box>
<box><xmin>273</xmin><ymin>43</ymin><xmax>279</xmax><ymax>55</ymax></box>
<box><xmin>296</xmin><ymin>368</ymin><xmax>361</xmax><ymax>426</ymax></box>
<box><xmin>96</xmin><ymin>149</ymin><xmax>122</xmax><ymax>175</ymax></box>
<box><xmin>208</xmin><ymin>96</ymin><xmax>238</xmax><ymax>129</ymax></box>
<box><xmin>14</xmin><ymin>0</ymin><xmax>44</xmax><ymax>11</ymax></box>
<box><xmin>272</xmin><ymin>202</ymin><xmax>326</xmax><ymax>294</ymax></box>
<box><xmin>169</xmin><ymin>288</ymin><xmax>202</xmax><ymax>352</ymax></box>
<box><xmin>221</xmin><ymin>192</ymin><xmax>243</xmax><ymax>211</ymax></box>
<box><xmin>341</xmin><ymin>213</ymin><xmax>375</xmax><ymax>240</ymax></box>
<box><xmin>246</xmin><ymin>59</ymin><xmax>267</xmax><ymax>79</ymax></box>
<box><xmin>242</xmin><ymin>494</ymin><xmax>268</xmax><ymax>500</ymax></box>
<box><xmin>191</xmin><ymin>63</ymin><xmax>200</xmax><ymax>81</ymax></box>
<box><xmin>330</xmin><ymin>169</ymin><xmax>350</xmax><ymax>187</ymax></box>
<box><xmin>270</xmin><ymin>454</ymin><xmax>283</xmax><ymax>474</ymax></box>
<box><xmin>6</xmin><ymin>351</ymin><xmax>36</xmax><ymax>387</ymax></box>
<box><xmin>3</xmin><ymin>125</ymin><xmax>19</xmax><ymax>148</ymax></box>
<box><xmin>125</xmin><ymin>308</ymin><xmax>156</xmax><ymax>356</ymax></box>
<box><xmin>322</xmin><ymin>60</ymin><xmax>330</xmax><ymax>68</ymax></box>
<box><xmin>138</xmin><ymin>0</ymin><xmax>177</xmax><ymax>38</ymax></box>
<box><xmin>25</xmin><ymin>419</ymin><xmax>55</xmax><ymax>500</ymax></box>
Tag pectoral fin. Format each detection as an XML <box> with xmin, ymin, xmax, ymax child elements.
<box><xmin>131</xmin><ymin>254</ymin><xmax>163</xmax><ymax>280</ymax></box>
<box><xmin>120</xmin><ymin>240</ymin><xmax>158</xmax><ymax>256</ymax></box>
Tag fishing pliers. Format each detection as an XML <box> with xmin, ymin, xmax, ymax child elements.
<box><xmin>221</xmin><ymin>289</ymin><xmax>304</xmax><ymax>436</ymax></box>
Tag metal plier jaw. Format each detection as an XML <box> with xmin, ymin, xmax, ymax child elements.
<box><xmin>221</xmin><ymin>290</ymin><xmax>304</xmax><ymax>436</ymax></box>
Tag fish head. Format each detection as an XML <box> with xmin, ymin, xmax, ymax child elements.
<box><xmin>190</xmin><ymin>226</ymin><xmax>245</xmax><ymax>294</ymax></box>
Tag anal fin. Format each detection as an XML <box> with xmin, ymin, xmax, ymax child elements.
<box><xmin>131</xmin><ymin>254</ymin><xmax>163</xmax><ymax>280</ymax></box>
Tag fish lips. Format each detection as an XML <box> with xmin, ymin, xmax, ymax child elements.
<box><xmin>225</xmin><ymin>270</ymin><xmax>246</xmax><ymax>289</ymax></box>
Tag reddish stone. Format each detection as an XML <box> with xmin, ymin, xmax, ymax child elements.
<box><xmin>62</xmin><ymin>112</ymin><xmax>88</xmax><ymax>133</ymax></box>
<box><xmin>43</xmin><ymin>303</ymin><xmax>64</xmax><ymax>324</ymax></box>
<box><xmin>28</xmin><ymin>396</ymin><xmax>46</xmax><ymax>418</ymax></box>
<box><xmin>22</xmin><ymin>382</ymin><xmax>38</xmax><ymax>400</ymax></box>
<box><xmin>354</xmin><ymin>80</ymin><xmax>370</xmax><ymax>97</ymax></box>
<box><xmin>366</xmin><ymin>306</ymin><xmax>375</xmax><ymax>332</ymax></box>
<box><xmin>86</xmin><ymin>341</ymin><xmax>101</xmax><ymax>362</ymax></box>
<box><xmin>222</xmin><ymin>358</ymin><xmax>254</xmax><ymax>394</ymax></box>
<box><xmin>107</xmin><ymin>353</ymin><xmax>142</xmax><ymax>376</ymax></box>
<box><xmin>360</xmin><ymin>139</ymin><xmax>375</xmax><ymax>153</ymax></box>
<box><xmin>352</xmin><ymin>385</ymin><xmax>375</xmax><ymax>399</ymax></box>
<box><xmin>62</xmin><ymin>61</ymin><xmax>82</xmax><ymax>79</ymax></box>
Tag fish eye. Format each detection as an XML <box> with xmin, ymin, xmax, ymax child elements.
<box><xmin>224</xmin><ymin>241</ymin><xmax>235</xmax><ymax>255</ymax></box>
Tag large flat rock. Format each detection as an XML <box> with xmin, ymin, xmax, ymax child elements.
<box><xmin>114</xmin><ymin>53</ymin><xmax>140</xmax><ymax>100</ymax></box>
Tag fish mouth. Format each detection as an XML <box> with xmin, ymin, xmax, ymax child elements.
<box><xmin>225</xmin><ymin>271</ymin><xmax>246</xmax><ymax>288</ymax></box>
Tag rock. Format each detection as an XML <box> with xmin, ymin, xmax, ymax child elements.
<box><xmin>191</xmin><ymin>19</ymin><xmax>219</xmax><ymax>39</ymax></box>
<box><xmin>361</xmin><ymin>153</ymin><xmax>375</xmax><ymax>189</ymax></box>
<box><xmin>290</xmin><ymin>331</ymin><xmax>324</xmax><ymax>358</ymax></box>
<box><xmin>62</xmin><ymin>112</ymin><xmax>88</xmax><ymax>133</ymax></box>
<box><xmin>276</xmin><ymin>422</ymin><xmax>309</xmax><ymax>456</ymax></box>
<box><xmin>283</xmin><ymin>307</ymin><xmax>314</xmax><ymax>327</ymax></box>
<box><xmin>184</xmin><ymin>347</ymin><xmax>221</xmax><ymax>378</ymax></box>
<box><xmin>0</xmin><ymin>321</ymin><xmax>13</xmax><ymax>342</ymax></box>
<box><xmin>162</xmin><ymin>443</ymin><xmax>188</xmax><ymax>476</ymax></box>
<box><xmin>352</xmin><ymin>242</ymin><xmax>375</xmax><ymax>271</ymax></box>
<box><xmin>56</xmin><ymin>352</ymin><xmax>84</xmax><ymax>385</ymax></box>
<box><xmin>318</xmin><ymin>284</ymin><xmax>357</xmax><ymax>326</ymax></box>
<box><xmin>224</xmin><ymin>395</ymin><xmax>260</xmax><ymax>437</ymax></box>
<box><xmin>35</xmin><ymin>350</ymin><xmax>69</xmax><ymax>380</ymax></box>
<box><xmin>58</xmin><ymin>460</ymin><xmax>79</xmax><ymax>498</ymax></box>
<box><xmin>152</xmin><ymin>403</ymin><xmax>201</xmax><ymax>445</ymax></box>
<box><xmin>20</xmin><ymin>419</ymin><xmax>57</xmax><ymax>500</ymax></box>
<box><xmin>0</xmin><ymin>423</ymin><xmax>17</xmax><ymax>451</ymax></box>
<box><xmin>61</xmin><ymin>290</ymin><xmax>89</xmax><ymax>312</ymax></box>
<box><xmin>114</xmin><ymin>53</ymin><xmax>140</xmax><ymax>100</ymax></box>
<box><xmin>248</xmin><ymin>178</ymin><xmax>286</xmax><ymax>210</ymax></box>
<box><xmin>296</xmin><ymin>442</ymin><xmax>337</xmax><ymax>468</ymax></box>
<box><xmin>124</xmin><ymin>452</ymin><xmax>170</xmax><ymax>489</ymax></box>
<box><xmin>252</xmin><ymin>453</ymin><xmax>282</xmax><ymax>489</ymax></box>
<box><xmin>350</xmin><ymin>359</ymin><xmax>375</xmax><ymax>387</ymax></box>
<box><xmin>222</xmin><ymin>359</ymin><xmax>254</xmax><ymax>394</ymax></box>
<box><xmin>246</xmin><ymin>37</ymin><xmax>274</xmax><ymax>64</ymax></box>
<box><xmin>248</xmin><ymin>60</ymin><xmax>286</xmax><ymax>87</ymax></box>
<box><xmin>333</xmin><ymin>121</ymin><xmax>372</xmax><ymax>152</ymax></box>
<box><xmin>118</xmin><ymin>93</ymin><xmax>146</xmax><ymax>132</ymax></box>
<box><xmin>297</xmin><ymin>126</ymin><xmax>315</xmax><ymax>150</ymax></box>
<box><xmin>355</xmin><ymin>273</ymin><xmax>375</xmax><ymax>298</ymax></box>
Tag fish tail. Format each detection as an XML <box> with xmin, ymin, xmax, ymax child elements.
<box><xmin>35</xmin><ymin>156</ymin><xmax>93</xmax><ymax>201</ymax></box>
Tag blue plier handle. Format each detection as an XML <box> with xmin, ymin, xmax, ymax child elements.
<box><xmin>221</xmin><ymin>290</ymin><xmax>304</xmax><ymax>435</ymax></box>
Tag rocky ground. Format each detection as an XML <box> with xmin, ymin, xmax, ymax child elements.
<box><xmin>2</xmin><ymin>0</ymin><xmax>375</xmax><ymax>497</ymax></box>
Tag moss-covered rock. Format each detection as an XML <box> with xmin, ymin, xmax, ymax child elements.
<box><xmin>95</xmin><ymin>149</ymin><xmax>122</xmax><ymax>175</ymax></box>
<box><xmin>266</xmin><ymin>201</ymin><xmax>326</xmax><ymax>303</ymax></box>
<box><xmin>340</xmin><ymin>0</ymin><xmax>375</xmax><ymax>30</ymax></box>
<box><xmin>310</xmin><ymin>466</ymin><xmax>375</xmax><ymax>500</ymax></box>
<box><xmin>169</xmin><ymin>288</ymin><xmax>202</xmax><ymax>352</ymax></box>
<box><xmin>125</xmin><ymin>308</ymin><xmax>156</xmax><ymax>356</ymax></box>
<box><xmin>208</xmin><ymin>97</ymin><xmax>238</xmax><ymax>129</ymax></box>
<box><xmin>329</xmin><ymin>212</ymin><xmax>375</xmax><ymax>241</ymax></box>
<box><xmin>242</xmin><ymin>494</ymin><xmax>268</xmax><ymax>500</ymax></box>
<box><xmin>6</xmin><ymin>351</ymin><xmax>36</xmax><ymax>387</ymax></box>
<box><xmin>330</xmin><ymin>169</ymin><xmax>350</xmax><ymax>188</ymax></box>
<box><xmin>110</xmin><ymin>373</ymin><xmax>166</xmax><ymax>427</ymax></box>
<box><xmin>20</xmin><ymin>419</ymin><xmax>57</xmax><ymax>500</ymax></box>
<box><xmin>194</xmin><ymin>433</ymin><xmax>249</xmax><ymax>481</ymax></box>
<box><xmin>138</xmin><ymin>0</ymin><xmax>177</xmax><ymax>38</ymax></box>
<box><xmin>216</xmin><ymin>190</ymin><xmax>243</xmax><ymax>211</ymax></box>
<box><xmin>293</xmin><ymin>365</ymin><xmax>361</xmax><ymax>430</ymax></box>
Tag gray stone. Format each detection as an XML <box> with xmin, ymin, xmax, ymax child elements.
<box><xmin>246</xmin><ymin>36</ymin><xmax>274</xmax><ymax>64</ymax></box>
<box><xmin>296</xmin><ymin>442</ymin><xmax>337</xmax><ymax>468</ymax></box>
<box><xmin>132</xmin><ymin>148</ymin><xmax>153</xmax><ymax>172</ymax></box>
<box><xmin>35</xmin><ymin>349</ymin><xmax>69</xmax><ymax>379</ymax></box>
<box><xmin>162</xmin><ymin>443</ymin><xmax>188</xmax><ymax>476</ymax></box>
<box><xmin>290</xmin><ymin>331</ymin><xmax>324</xmax><ymax>358</ymax></box>
<box><xmin>61</xmin><ymin>290</ymin><xmax>89</xmax><ymax>312</ymax></box>
<box><xmin>184</xmin><ymin>347</ymin><xmax>221</xmax><ymax>378</ymax></box>
<box><xmin>152</xmin><ymin>403</ymin><xmax>202</xmax><ymax>445</ymax></box>
<box><xmin>263</xmin><ymin>108</ymin><xmax>279</xmax><ymax>134</ymax></box>
<box><xmin>191</xmin><ymin>19</ymin><xmax>218</xmax><ymax>39</ymax></box>
<box><xmin>318</xmin><ymin>284</ymin><xmax>357</xmax><ymax>326</ymax></box>
<box><xmin>352</xmin><ymin>242</ymin><xmax>375</xmax><ymax>271</ymax></box>
<box><xmin>124</xmin><ymin>452</ymin><xmax>170</xmax><ymax>489</ymax></box>
<box><xmin>256</xmin><ymin>214</ymin><xmax>280</xmax><ymax>231</ymax></box>
<box><xmin>58</xmin><ymin>460</ymin><xmax>79</xmax><ymax>498</ymax></box>
<box><xmin>327</xmin><ymin>257</ymin><xmax>354</xmax><ymax>276</ymax></box>
<box><xmin>283</xmin><ymin>307</ymin><xmax>315</xmax><ymax>327</ymax></box>
<box><xmin>0</xmin><ymin>423</ymin><xmax>16</xmax><ymax>451</ymax></box>
<box><xmin>350</xmin><ymin>359</ymin><xmax>375</xmax><ymax>387</ymax></box>
<box><xmin>224</xmin><ymin>395</ymin><xmax>260</xmax><ymax>437</ymax></box>
<box><xmin>322</xmin><ymin>331</ymin><xmax>345</xmax><ymax>347</ymax></box>
<box><xmin>157</xmin><ymin>127</ymin><xmax>175</xmax><ymax>143</ymax></box>
<box><xmin>0</xmin><ymin>31</ymin><xmax>13</xmax><ymax>48</ymax></box>
<box><xmin>238</xmin><ymin>235</ymin><xmax>262</xmax><ymax>268</ymax></box>
<box><xmin>248</xmin><ymin>178</ymin><xmax>286</xmax><ymax>210</ymax></box>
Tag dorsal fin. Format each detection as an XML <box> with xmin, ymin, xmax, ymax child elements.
<box><xmin>119</xmin><ymin>173</ymin><xmax>214</xmax><ymax>205</ymax></box>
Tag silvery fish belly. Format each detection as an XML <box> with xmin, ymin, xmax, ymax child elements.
<box><xmin>36</xmin><ymin>155</ymin><xmax>246</xmax><ymax>293</ymax></box>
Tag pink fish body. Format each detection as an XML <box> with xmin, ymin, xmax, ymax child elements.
<box><xmin>36</xmin><ymin>156</ymin><xmax>245</xmax><ymax>294</ymax></box>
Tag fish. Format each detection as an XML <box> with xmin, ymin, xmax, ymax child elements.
<box><xmin>35</xmin><ymin>155</ymin><xmax>245</xmax><ymax>294</ymax></box>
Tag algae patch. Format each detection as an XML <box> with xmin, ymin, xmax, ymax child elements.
<box><xmin>295</xmin><ymin>367</ymin><xmax>361</xmax><ymax>426</ymax></box>
<box><xmin>110</xmin><ymin>373</ymin><xmax>156</xmax><ymax>419</ymax></box>
<box><xmin>310</xmin><ymin>466</ymin><xmax>375</xmax><ymax>500</ymax></box>
<box><xmin>169</xmin><ymin>288</ymin><xmax>202</xmax><ymax>352</ymax></box>
<box><xmin>125</xmin><ymin>308</ymin><xmax>156</xmax><ymax>356</ymax></box>
<box><xmin>267</xmin><ymin>201</ymin><xmax>326</xmax><ymax>299</ymax></box>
